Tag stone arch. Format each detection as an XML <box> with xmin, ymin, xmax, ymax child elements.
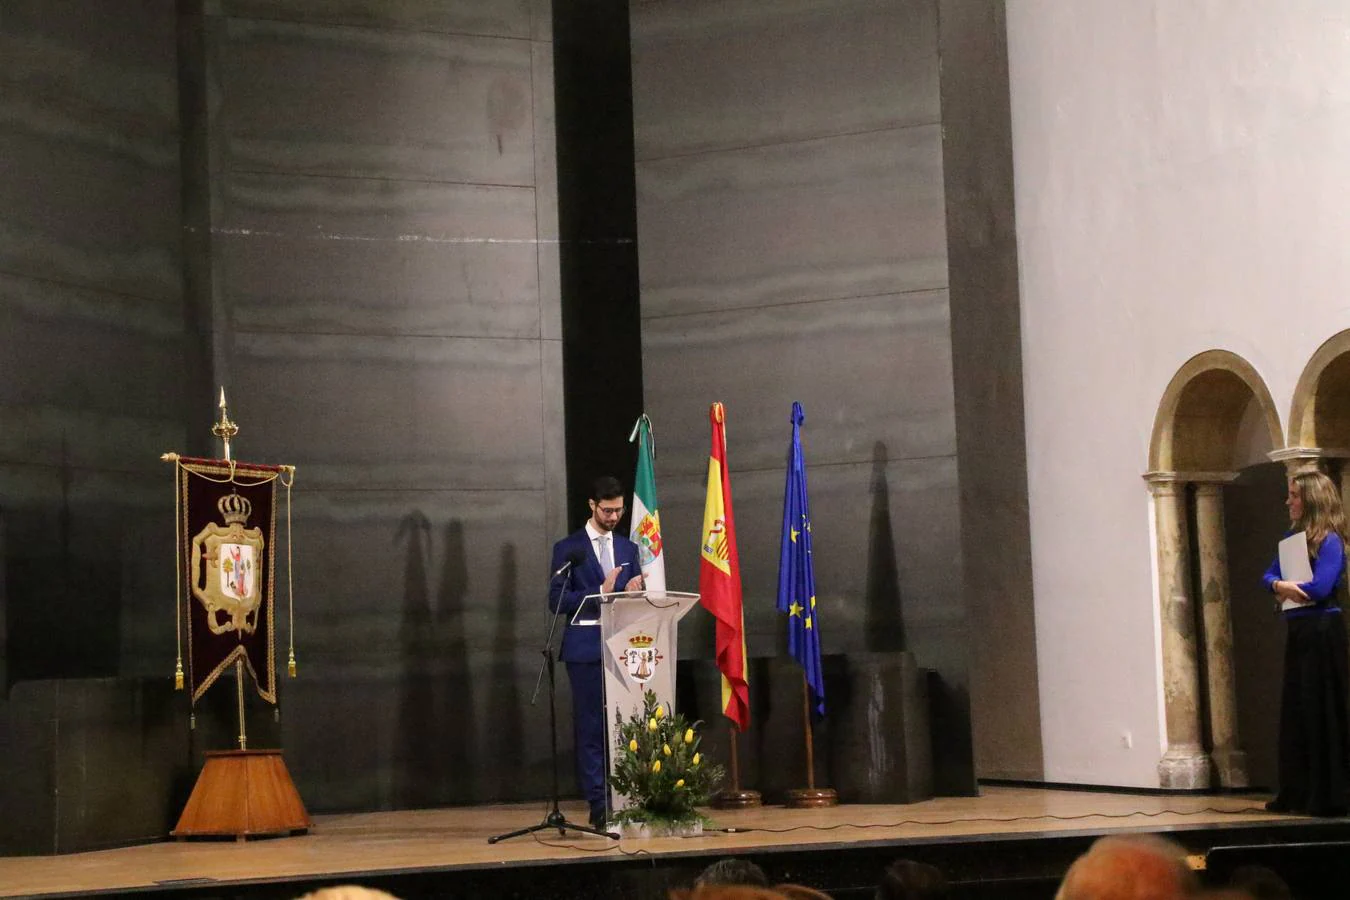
<box><xmin>1144</xmin><ymin>349</ymin><xmax>1282</xmax><ymax>790</ymax></box>
<box><xmin>1149</xmin><ymin>350</ymin><xmax>1283</xmax><ymax>473</ymax></box>
<box><xmin>1288</xmin><ymin>329</ymin><xmax>1350</xmax><ymax>450</ymax></box>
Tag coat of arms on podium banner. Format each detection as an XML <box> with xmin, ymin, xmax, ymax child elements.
<box><xmin>623</xmin><ymin>632</ymin><xmax>663</xmax><ymax>685</ymax></box>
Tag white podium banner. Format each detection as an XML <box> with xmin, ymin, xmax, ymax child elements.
<box><xmin>590</xmin><ymin>590</ymin><xmax>700</xmax><ymax>814</ymax></box>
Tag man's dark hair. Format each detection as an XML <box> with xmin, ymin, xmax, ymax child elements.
<box><xmin>591</xmin><ymin>475</ymin><xmax>624</xmax><ymax>502</ymax></box>
<box><xmin>694</xmin><ymin>857</ymin><xmax>770</xmax><ymax>888</ymax></box>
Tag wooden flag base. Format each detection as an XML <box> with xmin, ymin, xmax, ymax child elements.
<box><xmin>785</xmin><ymin>787</ymin><xmax>838</xmax><ymax>808</ymax></box>
<box><xmin>711</xmin><ymin>789</ymin><xmax>762</xmax><ymax>809</ymax></box>
<box><xmin>173</xmin><ymin>749</ymin><xmax>311</xmax><ymax>840</ymax></box>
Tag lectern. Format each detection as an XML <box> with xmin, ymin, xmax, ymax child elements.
<box><xmin>589</xmin><ymin>589</ymin><xmax>700</xmax><ymax>815</ymax></box>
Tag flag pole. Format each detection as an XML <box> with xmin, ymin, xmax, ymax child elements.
<box><xmin>713</xmin><ymin>719</ymin><xmax>761</xmax><ymax>809</ymax></box>
<box><xmin>786</xmin><ymin>674</ymin><xmax>837</xmax><ymax>807</ymax></box>
<box><xmin>801</xmin><ymin>672</ymin><xmax>815</xmax><ymax>790</ymax></box>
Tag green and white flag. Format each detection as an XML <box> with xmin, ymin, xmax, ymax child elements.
<box><xmin>628</xmin><ymin>415</ymin><xmax>666</xmax><ymax>593</ymax></box>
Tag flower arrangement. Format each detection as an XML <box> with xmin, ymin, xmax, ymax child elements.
<box><xmin>610</xmin><ymin>690</ymin><xmax>724</xmax><ymax>826</ymax></box>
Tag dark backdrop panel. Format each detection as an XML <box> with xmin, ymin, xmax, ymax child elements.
<box><xmin>0</xmin><ymin>0</ymin><xmax>185</xmax><ymax>689</ymax></box>
<box><xmin>195</xmin><ymin>0</ymin><xmax>566</xmax><ymax>817</ymax></box>
<box><xmin>631</xmin><ymin>0</ymin><xmax>938</xmax><ymax>160</ymax></box>
<box><xmin>635</xmin><ymin>126</ymin><xmax>948</xmax><ymax>319</ymax></box>
<box><xmin>216</xmin><ymin>174</ymin><xmax>541</xmax><ymax>340</ymax></box>
<box><xmin>554</xmin><ymin>0</ymin><xmax>644</xmax><ymax>526</ymax></box>
<box><xmin>641</xmin><ymin>290</ymin><xmax>956</xmax><ymax>472</ymax></box>
<box><xmin>631</xmin><ymin>0</ymin><xmax>975</xmax><ymax>794</ymax></box>
<box><xmin>271</xmin><ymin>488</ymin><xmax>557</xmax><ymax>810</ymax></box>
<box><xmin>937</xmin><ymin>0</ymin><xmax>1042</xmax><ymax>781</ymax></box>
<box><xmin>210</xmin><ymin>16</ymin><xmax>537</xmax><ymax>185</ymax></box>
<box><xmin>216</xmin><ymin>0</ymin><xmax>539</xmax><ymax>39</ymax></box>
<box><xmin>3</xmin><ymin>0</ymin><xmax>568</xmax><ymax>852</ymax></box>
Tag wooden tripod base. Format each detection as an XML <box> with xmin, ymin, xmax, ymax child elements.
<box><xmin>711</xmin><ymin>789</ymin><xmax>762</xmax><ymax>809</ymax></box>
<box><xmin>173</xmin><ymin>750</ymin><xmax>311</xmax><ymax>840</ymax></box>
<box><xmin>786</xmin><ymin>787</ymin><xmax>839</xmax><ymax>808</ymax></box>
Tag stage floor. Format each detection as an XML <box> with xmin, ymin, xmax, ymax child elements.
<box><xmin>0</xmin><ymin>786</ymin><xmax>1321</xmax><ymax>898</ymax></box>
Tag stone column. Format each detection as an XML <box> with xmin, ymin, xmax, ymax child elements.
<box><xmin>1146</xmin><ymin>474</ymin><xmax>1212</xmax><ymax>789</ymax></box>
<box><xmin>1193</xmin><ymin>479</ymin><xmax>1248</xmax><ymax>787</ymax></box>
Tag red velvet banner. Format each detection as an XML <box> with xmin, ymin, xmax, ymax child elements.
<box><xmin>177</xmin><ymin>459</ymin><xmax>278</xmax><ymax>705</ymax></box>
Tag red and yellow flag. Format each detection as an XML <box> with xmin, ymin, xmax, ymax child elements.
<box><xmin>698</xmin><ymin>402</ymin><xmax>750</xmax><ymax>731</ymax></box>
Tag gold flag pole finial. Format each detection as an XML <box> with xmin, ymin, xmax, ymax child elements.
<box><xmin>212</xmin><ymin>387</ymin><xmax>239</xmax><ymax>462</ymax></box>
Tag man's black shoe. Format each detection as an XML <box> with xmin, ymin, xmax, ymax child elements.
<box><xmin>589</xmin><ymin>808</ymin><xmax>607</xmax><ymax>830</ymax></box>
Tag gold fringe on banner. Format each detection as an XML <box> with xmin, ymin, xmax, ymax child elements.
<box><xmin>281</xmin><ymin>465</ymin><xmax>297</xmax><ymax>677</ymax></box>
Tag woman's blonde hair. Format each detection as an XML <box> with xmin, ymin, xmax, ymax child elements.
<box><xmin>1292</xmin><ymin>470</ymin><xmax>1348</xmax><ymax>557</ymax></box>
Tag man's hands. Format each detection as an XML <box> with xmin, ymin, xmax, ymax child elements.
<box><xmin>601</xmin><ymin>566</ymin><xmax>645</xmax><ymax>594</ymax></box>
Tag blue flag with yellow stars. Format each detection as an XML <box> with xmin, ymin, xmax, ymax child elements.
<box><xmin>776</xmin><ymin>401</ymin><xmax>825</xmax><ymax>717</ymax></box>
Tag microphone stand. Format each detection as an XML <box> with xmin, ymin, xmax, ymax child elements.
<box><xmin>489</xmin><ymin>561</ymin><xmax>618</xmax><ymax>843</ymax></box>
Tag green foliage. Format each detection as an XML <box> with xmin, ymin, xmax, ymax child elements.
<box><xmin>610</xmin><ymin>690</ymin><xmax>724</xmax><ymax>824</ymax></box>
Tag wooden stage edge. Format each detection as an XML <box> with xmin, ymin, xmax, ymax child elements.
<box><xmin>4</xmin><ymin>786</ymin><xmax>1350</xmax><ymax>899</ymax></box>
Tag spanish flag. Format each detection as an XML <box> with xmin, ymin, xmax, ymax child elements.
<box><xmin>699</xmin><ymin>402</ymin><xmax>750</xmax><ymax>731</ymax></box>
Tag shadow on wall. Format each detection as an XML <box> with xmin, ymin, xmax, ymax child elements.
<box><xmin>1</xmin><ymin>501</ymin><xmax>7</xmax><ymax>693</ymax></box>
<box><xmin>396</xmin><ymin>510</ymin><xmax>434</xmax><ymax>809</ymax></box>
<box><xmin>487</xmin><ymin>543</ymin><xmax>524</xmax><ymax>800</ymax></box>
<box><xmin>396</xmin><ymin>515</ymin><xmax>482</xmax><ymax>809</ymax></box>
<box><xmin>436</xmin><ymin>520</ymin><xmax>478</xmax><ymax>805</ymax></box>
<box><xmin>865</xmin><ymin>441</ymin><xmax>905</xmax><ymax>652</ymax></box>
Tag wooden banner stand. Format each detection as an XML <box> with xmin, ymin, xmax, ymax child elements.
<box><xmin>173</xmin><ymin>750</ymin><xmax>310</xmax><ymax>840</ymax></box>
<box><xmin>168</xmin><ymin>397</ymin><xmax>309</xmax><ymax>841</ymax></box>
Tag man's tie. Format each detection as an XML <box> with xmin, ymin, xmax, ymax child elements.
<box><xmin>599</xmin><ymin>534</ymin><xmax>614</xmax><ymax>577</ymax></box>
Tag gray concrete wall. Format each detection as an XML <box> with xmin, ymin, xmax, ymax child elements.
<box><xmin>0</xmin><ymin>0</ymin><xmax>186</xmax><ymax>684</ymax></box>
<box><xmin>938</xmin><ymin>0</ymin><xmax>1041</xmax><ymax>781</ymax></box>
<box><xmin>184</xmin><ymin>0</ymin><xmax>564</xmax><ymax>811</ymax></box>
<box><xmin>630</xmin><ymin>0</ymin><xmax>975</xmax><ymax>793</ymax></box>
<box><xmin>1</xmin><ymin>0</ymin><xmax>568</xmax><ymax>829</ymax></box>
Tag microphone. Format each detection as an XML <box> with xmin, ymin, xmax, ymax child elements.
<box><xmin>551</xmin><ymin>550</ymin><xmax>585</xmax><ymax>578</ymax></box>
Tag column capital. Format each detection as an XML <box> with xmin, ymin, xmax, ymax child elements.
<box><xmin>1143</xmin><ymin>471</ymin><xmax>1237</xmax><ymax>489</ymax></box>
<box><xmin>1268</xmin><ymin>447</ymin><xmax>1350</xmax><ymax>472</ymax></box>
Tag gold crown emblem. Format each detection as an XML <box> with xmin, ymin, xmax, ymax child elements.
<box><xmin>218</xmin><ymin>492</ymin><xmax>252</xmax><ymax>525</ymax></box>
<box><xmin>628</xmin><ymin>632</ymin><xmax>655</xmax><ymax>649</ymax></box>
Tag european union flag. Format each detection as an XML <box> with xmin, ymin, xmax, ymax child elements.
<box><xmin>776</xmin><ymin>401</ymin><xmax>825</xmax><ymax>717</ymax></box>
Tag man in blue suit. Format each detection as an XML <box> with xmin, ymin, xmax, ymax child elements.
<box><xmin>549</xmin><ymin>475</ymin><xmax>644</xmax><ymax>829</ymax></box>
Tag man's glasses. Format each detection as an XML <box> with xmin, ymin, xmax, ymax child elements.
<box><xmin>596</xmin><ymin>506</ymin><xmax>624</xmax><ymax>517</ymax></box>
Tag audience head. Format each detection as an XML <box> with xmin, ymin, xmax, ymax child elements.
<box><xmin>774</xmin><ymin>885</ymin><xmax>832</xmax><ymax>900</ymax></box>
<box><xmin>1226</xmin><ymin>865</ymin><xmax>1293</xmax><ymax>900</ymax></box>
<box><xmin>294</xmin><ymin>888</ymin><xmax>402</xmax><ymax>900</ymax></box>
<box><xmin>695</xmin><ymin>858</ymin><xmax>771</xmax><ymax>888</ymax></box>
<box><xmin>1056</xmin><ymin>835</ymin><xmax>1198</xmax><ymax>900</ymax></box>
<box><xmin>875</xmin><ymin>859</ymin><xmax>948</xmax><ymax>900</ymax></box>
<box><xmin>671</xmin><ymin>887</ymin><xmax>786</xmax><ymax>900</ymax></box>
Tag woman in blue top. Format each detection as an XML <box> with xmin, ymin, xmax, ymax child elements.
<box><xmin>1262</xmin><ymin>469</ymin><xmax>1350</xmax><ymax>816</ymax></box>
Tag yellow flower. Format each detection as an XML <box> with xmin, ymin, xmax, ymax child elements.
<box><xmin>692</xmin><ymin>753</ymin><xmax>701</xmax><ymax>766</ymax></box>
<box><xmin>648</xmin><ymin>718</ymin><xmax>658</xmax><ymax>732</ymax></box>
<box><xmin>684</xmin><ymin>728</ymin><xmax>694</xmax><ymax>744</ymax></box>
<box><xmin>655</xmin><ymin>705</ymin><xmax>665</xmax><ymax>719</ymax></box>
<box><xmin>652</xmin><ymin>760</ymin><xmax>661</xmax><ymax>773</ymax></box>
<box><xmin>628</xmin><ymin>739</ymin><xmax>638</xmax><ymax>753</ymax></box>
<box><xmin>663</xmin><ymin>743</ymin><xmax>672</xmax><ymax>757</ymax></box>
<box><xmin>675</xmin><ymin>779</ymin><xmax>685</xmax><ymax>789</ymax></box>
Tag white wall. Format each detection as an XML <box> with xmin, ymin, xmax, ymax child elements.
<box><xmin>1006</xmin><ymin>0</ymin><xmax>1350</xmax><ymax>786</ymax></box>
